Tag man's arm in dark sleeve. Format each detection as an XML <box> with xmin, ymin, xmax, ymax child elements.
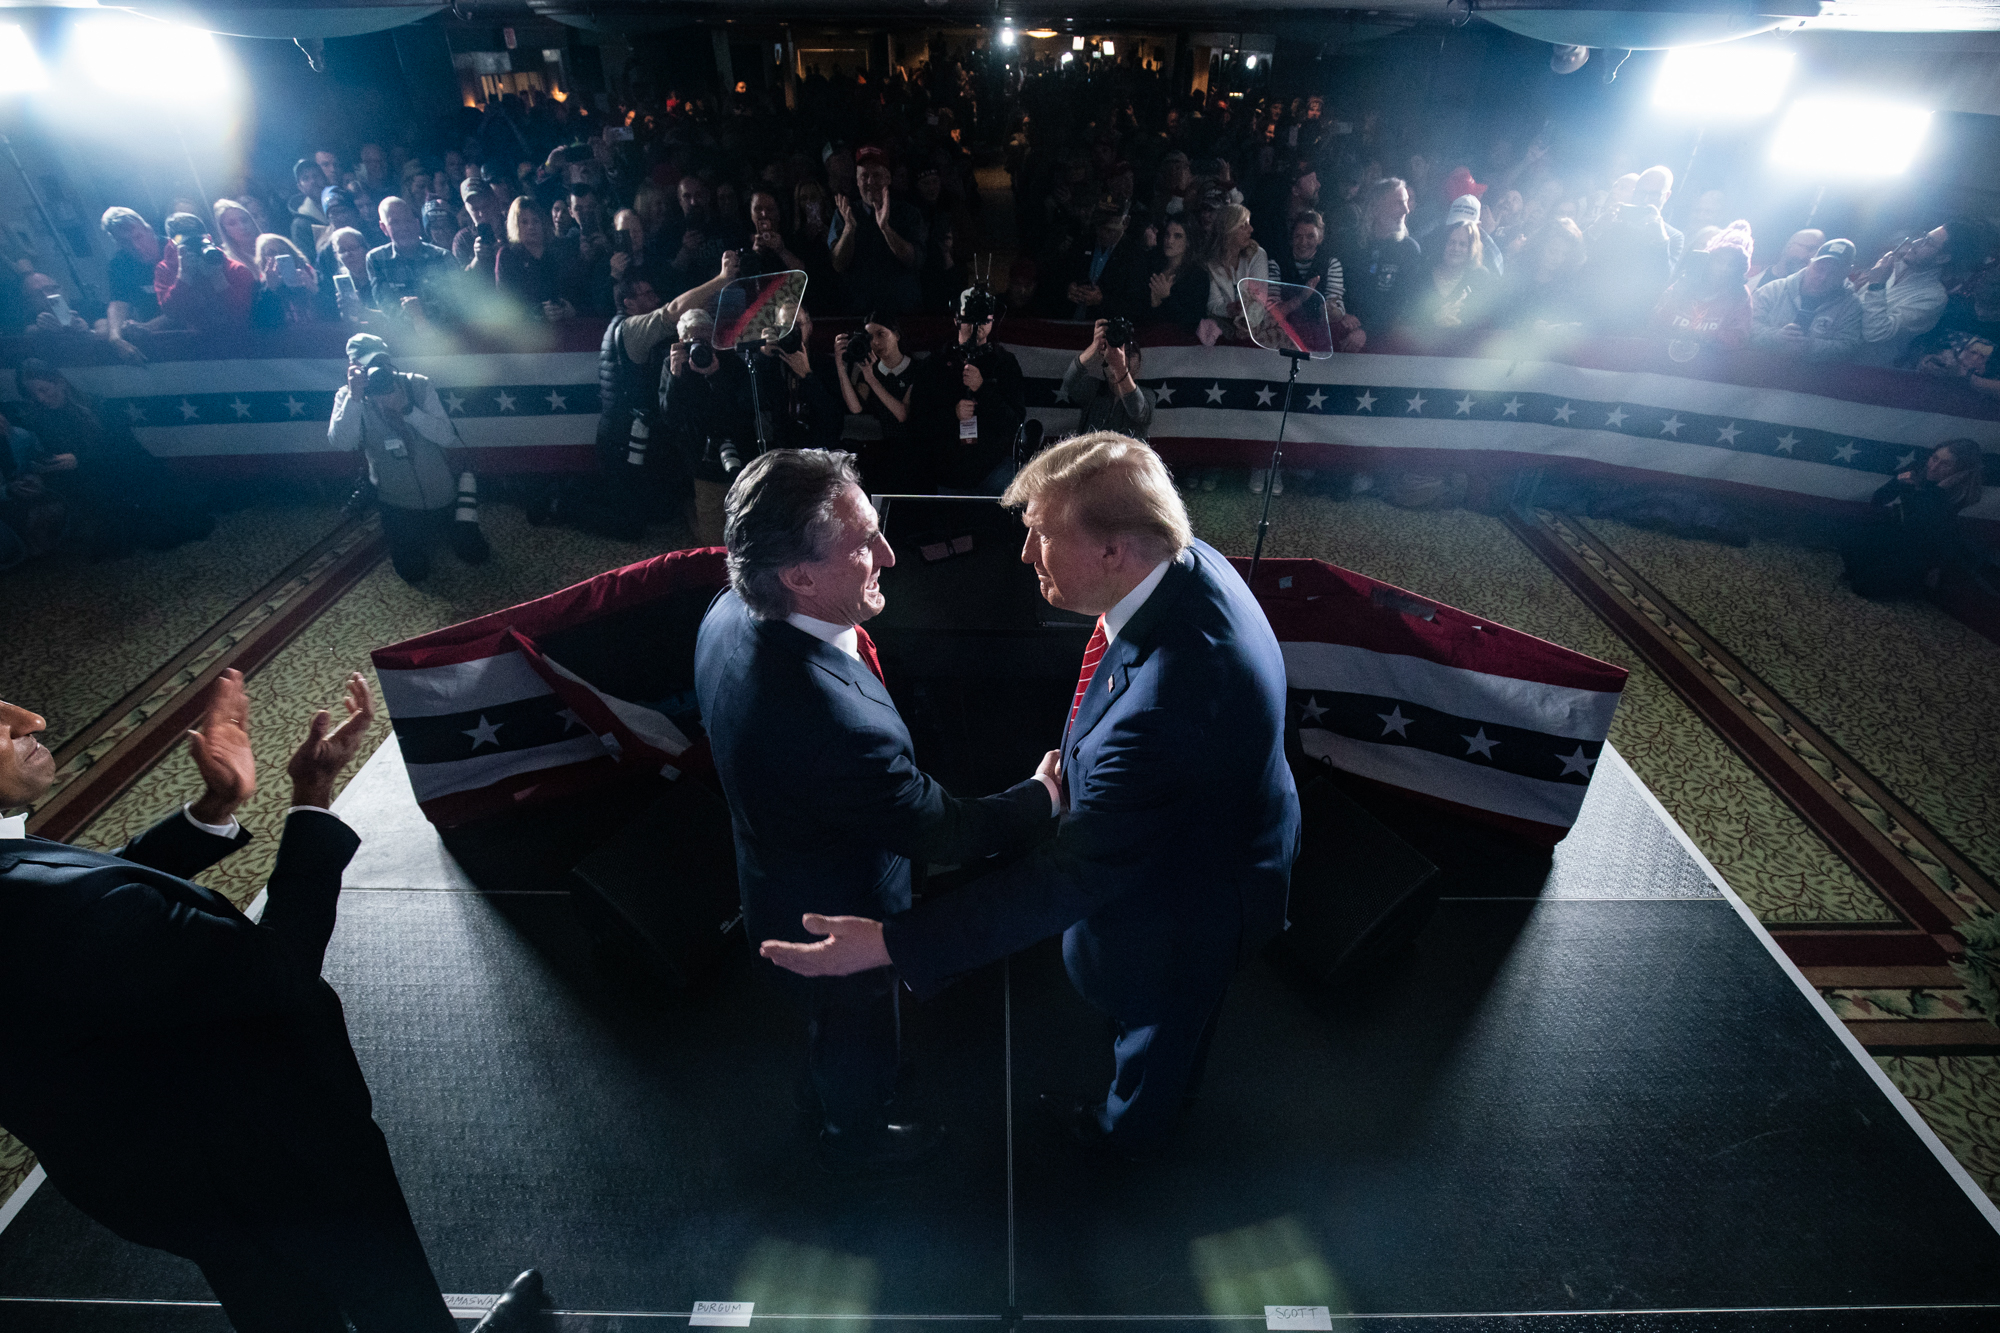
<box><xmin>807</xmin><ymin>716</ymin><xmax>1054</xmax><ymax>867</ymax></box>
<box><xmin>255</xmin><ymin>809</ymin><xmax>363</xmax><ymax>973</ymax></box>
<box><xmin>883</xmin><ymin>697</ymin><xmax>1195</xmax><ymax>998</ymax></box>
<box><xmin>116</xmin><ymin>811</ymin><xmax>251</xmax><ymax>880</ymax></box>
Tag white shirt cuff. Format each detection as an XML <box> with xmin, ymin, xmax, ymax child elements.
<box><xmin>286</xmin><ymin>805</ymin><xmax>337</xmax><ymax>819</ymax></box>
<box><xmin>1032</xmin><ymin>772</ymin><xmax>1063</xmax><ymax>815</ymax></box>
<box><xmin>182</xmin><ymin>803</ymin><xmax>241</xmax><ymax>839</ymax></box>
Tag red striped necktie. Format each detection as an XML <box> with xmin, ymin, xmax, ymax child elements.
<box><xmin>854</xmin><ymin>625</ymin><xmax>886</xmax><ymax>684</ymax></box>
<box><xmin>1067</xmin><ymin>616</ymin><xmax>1108</xmax><ymax>729</ymax></box>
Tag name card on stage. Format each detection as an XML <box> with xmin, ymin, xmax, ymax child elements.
<box><xmin>1265</xmin><ymin>1306</ymin><xmax>1332</xmax><ymax>1330</ymax></box>
<box><xmin>692</xmin><ymin>1301</ymin><xmax>756</xmax><ymax>1326</ymax></box>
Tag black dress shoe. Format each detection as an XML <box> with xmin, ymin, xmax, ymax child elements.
<box><xmin>817</xmin><ymin>1121</ymin><xmax>946</xmax><ymax>1175</ymax></box>
<box><xmin>471</xmin><ymin>1269</ymin><xmax>547</xmax><ymax>1331</ymax></box>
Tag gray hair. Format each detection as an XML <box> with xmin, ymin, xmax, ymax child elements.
<box><xmin>724</xmin><ymin>449</ymin><xmax>864</xmax><ymax>619</ymax></box>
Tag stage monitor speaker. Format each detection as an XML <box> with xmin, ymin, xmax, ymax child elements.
<box><xmin>567</xmin><ymin>777</ymin><xmax>742</xmax><ymax>990</ymax></box>
<box><xmin>1274</xmin><ymin>771</ymin><xmax>1441</xmax><ymax>986</ymax></box>
<box><xmin>870</xmin><ymin>494</ymin><xmax>1094</xmax><ymax>680</ymax></box>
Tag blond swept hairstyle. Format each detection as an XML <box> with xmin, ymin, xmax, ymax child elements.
<box><xmin>1003</xmin><ymin>432</ymin><xmax>1191</xmax><ymax>561</ymax></box>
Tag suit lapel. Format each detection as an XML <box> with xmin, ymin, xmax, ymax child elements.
<box><xmin>1066</xmin><ymin>554</ymin><xmax>1196</xmax><ymax>748</ymax></box>
<box><xmin>757</xmin><ymin>617</ymin><xmax>898</xmax><ymax>712</ymax></box>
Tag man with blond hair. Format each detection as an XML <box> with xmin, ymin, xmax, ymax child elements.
<box><xmin>763</xmin><ymin>432</ymin><xmax>1301</xmax><ymax>1155</ymax></box>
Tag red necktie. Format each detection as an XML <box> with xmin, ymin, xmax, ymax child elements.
<box><xmin>1067</xmin><ymin>616</ymin><xmax>1108</xmax><ymax>729</ymax></box>
<box><xmin>854</xmin><ymin>625</ymin><xmax>886</xmax><ymax>684</ymax></box>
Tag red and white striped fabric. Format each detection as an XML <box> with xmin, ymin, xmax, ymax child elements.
<box><xmin>1233</xmin><ymin>557</ymin><xmax>1630</xmax><ymax>845</ymax></box>
<box><xmin>371</xmin><ymin>547</ymin><xmax>728</xmax><ymax>827</ymax></box>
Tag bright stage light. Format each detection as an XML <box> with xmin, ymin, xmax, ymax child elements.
<box><xmin>1101</xmin><ymin>40</ymin><xmax>1114</xmax><ymax>57</ymax></box>
<box><xmin>1001</xmin><ymin>26</ymin><xmax>1016</xmax><ymax>46</ymax></box>
<box><xmin>1245</xmin><ymin>54</ymin><xmax>1257</xmax><ymax>69</ymax></box>
<box><xmin>77</xmin><ymin>17</ymin><xmax>231</xmax><ymax>102</ymax></box>
<box><xmin>1652</xmin><ymin>44</ymin><xmax>1793</xmax><ymax>117</ymax></box>
<box><xmin>1770</xmin><ymin>96</ymin><xmax>1932</xmax><ymax>178</ymax></box>
<box><xmin>0</xmin><ymin>25</ymin><xmax>47</xmax><ymax>94</ymax></box>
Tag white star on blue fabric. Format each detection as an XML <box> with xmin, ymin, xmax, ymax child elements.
<box><xmin>229</xmin><ymin>398</ymin><xmax>252</xmax><ymax>420</ymax></box>
<box><xmin>1405</xmin><ymin>392</ymin><xmax>1426</xmax><ymax>414</ymax></box>
<box><xmin>1454</xmin><ymin>394</ymin><xmax>1476</xmax><ymax>416</ymax></box>
<box><xmin>283</xmin><ymin>395</ymin><xmax>306</xmax><ymax>418</ymax></box>
<box><xmin>1051</xmin><ymin>383</ymin><xmax>1071</xmax><ymax>405</ymax></box>
<box><xmin>1716</xmin><ymin>422</ymin><xmax>1741</xmax><ymax>445</ymax></box>
<box><xmin>125</xmin><ymin>403</ymin><xmax>146</xmax><ymax>423</ymax></box>
<box><xmin>495</xmin><ymin>390</ymin><xmax>517</xmax><ymax>412</ymax></box>
<box><xmin>1552</xmin><ymin>402</ymin><xmax>1574</xmax><ymax>423</ymax></box>
<box><xmin>1205</xmin><ymin>382</ymin><xmax>1227</xmax><ymax>404</ymax></box>
<box><xmin>1255</xmin><ymin>385</ymin><xmax>1277</xmax><ymax>406</ymax></box>
<box><xmin>1775</xmin><ymin>431</ymin><xmax>1799</xmax><ymax>454</ymax></box>
<box><xmin>1462</xmin><ymin>728</ymin><xmax>1498</xmax><ymax>759</ymax></box>
<box><xmin>1604</xmin><ymin>407</ymin><xmax>1628</xmax><ymax>428</ymax></box>
<box><xmin>1305</xmin><ymin>388</ymin><xmax>1327</xmax><ymax>410</ymax></box>
<box><xmin>1299</xmin><ymin>695</ymin><xmax>1327</xmax><ymax>724</ymax></box>
<box><xmin>1895</xmin><ymin>451</ymin><xmax>1917</xmax><ymax>469</ymax></box>
<box><xmin>555</xmin><ymin>708</ymin><xmax>584</xmax><ymax>733</ymax></box>
<box><xmin>463</xmin><ymin>715</ymin><xmax>504</xmax><ymax>749</ymax></box>
<box><xmin>1502</xmin><ymin>396</ymin><xmax>1523</xmax><ymax>417</ymax></box>
<box><xmin>1659</xmin><ymin>414</ymin><xmax>1684</xmax><ymax>437</ymax></box>
<box><xmin>443</xmin><ymin>391</ymin><xmax>466</xmax><ymax>414</ymax></box>
<box><xmin>1377</xmin><ymin>705</ymin><xmax>1413</xmax><ymax>737</ymax></box>
<box><xmin>545</xmin><ymin>390</ymin><xmax>568</xmax><ymax>411</ymax></box>
<box><xmin>1557</xmin><ymin>745</ymin><xmax>1597</xmax><ymax>777</ymax></box>
<box><xmin>1354</xmin><ymin>390</ymin><xmax>1377</xmax><ymax>412</ymax></box>
<box><xmin>1833</xmin><ymin>441</ymin><xmax>1859</xmax><ymax>463</ymax></box>
<box><xmin>178</xmin><ymin>399</ymin><xmax>199</xmax><ymax>421</ymax></box>
<box><xmin>1154</xmin><ymin>383</ymin><xmax>1175</xmax><ymax>406</ymax></box>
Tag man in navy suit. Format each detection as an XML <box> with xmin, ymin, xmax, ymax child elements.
<box><xmin>0</xmin><ymin>670</ymin><xmax>546</xmax><ymax>1330</ymax></box>
<box><xmin>763</xmin><ymin>433</ymin><xmax>1301</xmax><ymax>1153</ymax></box>
<box><xmin>695</xmin><ymin>449</ymin><xmax>1060</xmax><ymax>1172</ymax></box>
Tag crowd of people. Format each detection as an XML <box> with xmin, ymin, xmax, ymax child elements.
<box><xmin>0</xmin><ymin>45</ymin><xmax>1991</xmax><ymax>594</ymax></box>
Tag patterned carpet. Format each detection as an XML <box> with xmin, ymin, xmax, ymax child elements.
<box><xmin>0</xmin><ymin>502</ymin><xmax>347</xmax><ymax>751</ymax></box>
<box><xmin>6</xmin><ymin>483</ymin><xmax>1997</xmax><ymax>1213</ymax></box>
<box><xmin>1577</xmin><ymin>518</ymin><xmax>2000</xmax><ymax>889</ymax></box>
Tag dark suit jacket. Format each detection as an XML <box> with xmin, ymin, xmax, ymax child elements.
<box><xmin>693</xmin><ymin>590</ymin><xmax>1053</xmax><ymax>948</ymax></box>
<box><xmin>0</xmin><ymin>809</ymin><xmax>377</xmax><ymax>1252</ymax></box>
<box><xmin>884</xmin><ymin>539</ymin><xmax>1301</xmax><ymax>1019</ymax></box>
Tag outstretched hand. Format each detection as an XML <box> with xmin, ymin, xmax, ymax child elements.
<box><xmin>760</xmin><ymin>913</ymin><xmax>892</xmax><ymax>977</ymax></box>
<box><xmin>285</xmin><ymin>672</ymin><xmax>376</xmax><ymax>809</ymax></box>
<box><xmin>186</xmin><ymin>668</ymin><xmax>255</xmax><ymax>825</ymax></box>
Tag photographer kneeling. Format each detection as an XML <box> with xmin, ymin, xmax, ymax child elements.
<box><xmin>662</xmin><ymin>308</ymin><xmax>755</xmax><ymax>547</ymax></box>
<box><xmin>1061</xmin><ymin>317</ymin><xmax>1152</xmax><ymax>441</ymax></box>
<box><xmin>329</xmin><ymin>334</ymin><xmax>490</xmax><ymax>584</ymax></box>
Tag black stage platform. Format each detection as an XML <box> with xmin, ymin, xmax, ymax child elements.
<box><xmin>3</xmin><ymin>744</ymin><xmax>1999</xmax><ymax>1331</ymax></box>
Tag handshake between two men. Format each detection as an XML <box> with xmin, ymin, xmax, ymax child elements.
<box><xmin>695</xmin><ymin>434</ymin><xmax>1302</xmax><ymax>1173</ymax></box>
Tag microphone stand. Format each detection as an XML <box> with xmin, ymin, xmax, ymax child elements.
<box><xmin>1246</xmin><ymin>347</ymin><xmax>1306</xmax><ymax>592</ymax></box>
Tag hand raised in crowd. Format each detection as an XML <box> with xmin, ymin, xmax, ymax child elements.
<box><xmin>669</xmin><ymin>341</ymin><xmax>690</xmax><ymax>376</ymax></box>
<box><xmin>721</xmin><ymin>249</ymin><xmax>742</xmax><ymax>281</ymax></box>
<box><xmin>961</xmin><ymin>362</ymin><xmax>984</xmax><ymax>393</ymax></box>
<box><xmin>1148</xmin><ymin>270</ymin><xmax>1173</xmax><ymax>307</ymax></box>
<box><xmin>32</xmin><ymin>452</ymin><xmax>77</xmax><ymax>474</ymax></box>
<box><xmin>186</xmin><ymin>668</ymin><xmax>256</xmax><ymax>826</ymax></box>
<box><xmin>285</xmin><ymin>672</ymin><xmax>376</xmax><ymax>811</ymax></box>
<box><xmin>542</xmin><ymin>298</ymin><xmax>576</xmax><ymax>323</ymax></box>
<box><xmin>679</xmin><ymin>227</ymin><xmax>707</xmax><ymax>259</ymax></box>
<box><xmin>834</xmin><ymin>193</ymin><xmax>856</xmax><ymax>230</ymax></box>
<box><xmin>872</xmin><ymin>188</ymin><xmax>894</xmax><ymax>231</ymax></box>
<box><xmin>609</xmin><ymin>250</ymin><xmax>631</xmax><ymax>279</ymax></box>
<box><xmin>345</xmin><ymin>362</ymin><xmax>368</xmax><ymax>398</ymax></box>
<box><xmin>1104</xmin><ymin>344</ymin><xmax>1131</xmax><ymax>384</ymax></box>
<box><xmin>1080</xmin><ymin>318</ymin><xmax>1110</xmax><ymax>365</ymax></box>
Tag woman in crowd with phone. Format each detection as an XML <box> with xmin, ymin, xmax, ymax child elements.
<box><xmin>835</xmin><ymin>311</ymin><xmax>923</xmax><ymax>491</ymax></box>
<box><xmin>251</xmin><ymin>233</ymin><xmax>326</xmax><ymax>326</ymax></box>
<box><xmin>320</xmin><ymin>225</ymin><xmax>375</xmax><ymax>322</ymax></box>
<box><xmin>211</xmin><ymin>199</ymin><xmax>262</xmax><ymax>270</ymax></box>
<box><xmin>496</xmin><ymin>196</ymin><xmax>581</xmax><ymax>323</ymax></box>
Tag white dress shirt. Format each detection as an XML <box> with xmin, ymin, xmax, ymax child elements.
<box><xmin>785</xmin><ymin>611</ymin><xmax>862</xmax><ymax>661</ymax></box>
<box><xmin>1101</xmin><ymin>557</ymin><xmax>1174</xmax><ymax>645</ymax></box>
<box><xmin>0</xmin><ymin>812</ymin><xmax>24</xmax><ymax>840</ymax></box>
